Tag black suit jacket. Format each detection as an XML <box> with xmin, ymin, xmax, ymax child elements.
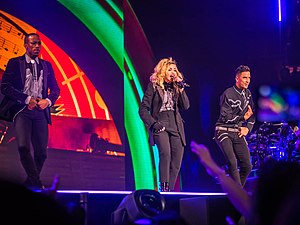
<box><xmin>0</xmin><ymin>55</ymin><xmax>60</xmax><ymax>124</ymax></box>
<box><xmin>138</xmin><ymin>82</ymin><xmax>190</xmax><ymax>146</ymax></box>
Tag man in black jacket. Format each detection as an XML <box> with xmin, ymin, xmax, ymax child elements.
<box><xmin>0</xmin><ymin>33</ymin><xmax>60</xmax><ymax>189</ymax></box>
<box><xmin>215</xmin><ymin>65</ymin><xmax>255</xmax><ymax>187</ymax></box>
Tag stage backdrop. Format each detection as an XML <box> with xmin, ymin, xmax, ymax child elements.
<box><xmin>0</xmin><ymin>0</ymin><xmax>158</xmax><ymax>190</ymax></box>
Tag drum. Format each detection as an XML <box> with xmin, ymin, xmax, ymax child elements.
<box><xmin>247</xmin><ymin>122</ymin><xmax>299</xmax><ymax>169</ymax></box>
<box><xmin>247</xmin><ymin>132</ymin><xmax>270</xmax><ymax>169</ymax></box>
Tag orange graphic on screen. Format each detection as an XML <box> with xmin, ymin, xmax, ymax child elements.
<box><xmin>0</xmin><ymin>10</ymin><xmax>123</xmax><ymax>155</ymax></box>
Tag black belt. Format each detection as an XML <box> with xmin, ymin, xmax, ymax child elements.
<box><xmin>215</xmin><ymin>126</ymin><xmax>240</xmax><ymax>132</ymax></box>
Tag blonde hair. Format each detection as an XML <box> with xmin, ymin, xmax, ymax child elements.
<box><xmin>150</xmin><ymin>57</ymin><xmax>183</xmax><ymax>89</ymax></box>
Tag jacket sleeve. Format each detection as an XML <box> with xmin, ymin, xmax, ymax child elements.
<box><xmin>178</xmin><ymin>89</ymin><xmax>190</xmax><ymax>110</ymax></box>
<box><xmin>1</xmin><ymin>58</ymin><xmax>28</xmax><ymax>104</ymax></box>
<box><xmin>138</xmin><ymin>82</ymin><xmax>156</xmax><ymax>129</ymax></box>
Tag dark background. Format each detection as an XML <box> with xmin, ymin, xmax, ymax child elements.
<box><xmin>1</xmin><ymin>0</ymin><xmax>299</xmax><ymax>191</ymax></box>
<box><xmin>129</xmin><ymin>0</ymin><xmax>300</xmax><ymax>191</ymax></box>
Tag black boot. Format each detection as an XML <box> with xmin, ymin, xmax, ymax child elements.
<box><xmin>159</xmin><ymin>182</ymin><xmax>170</xmax><ymax>192</ymax></box>
<box><xmin>24</xmin><ymin>177</ymin><xmax>45</xmax><ymax>190</ymax></box>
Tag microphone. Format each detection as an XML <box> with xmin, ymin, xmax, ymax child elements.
<box><xmin>175</xmin><ymin>81</ymin><xmax>190</xmax><ymax>88</ymax></box>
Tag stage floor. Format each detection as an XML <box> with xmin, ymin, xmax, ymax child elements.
<box><xmin>0</xmin><ymin>144</ymin><xmax>125</xmax><ymax>190</ymax></box>
<box><xmin>54</xmin><ymin>190</ymin><xmax>241</xmax><ymax>225</ymax></box>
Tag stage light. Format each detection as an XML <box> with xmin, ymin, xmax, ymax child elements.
<box><xmin>111</xmin><ymin>189</ymin><xmax>166</xmax><ymax>225</ymax></box>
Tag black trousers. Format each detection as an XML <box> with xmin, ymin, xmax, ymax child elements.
<box><xmin>14</xmin><ymin>108</ymin><xmax>48</xmax><ymax>186</ymax></box>
<box><xmin>215</xmin><ymin>130</ymin><xmax>252</xmax><ymax>186</ymax></box>
<box><xmin>153</xmin><ymin>110</ymin><xmax>184</xmax><ymax>190</ymax></box>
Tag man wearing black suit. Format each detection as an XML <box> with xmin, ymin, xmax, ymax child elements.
<box><xmin>214</xmin><ymin>65</ymin><xmax>255</xmax><ymax>187</ymax></box>
<box><xmin>0</xmin><ymin>33</ymin><xmax>60</xmax><ymax>189</ymax></box>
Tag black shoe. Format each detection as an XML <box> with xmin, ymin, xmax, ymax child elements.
<box><xmin>24</xmin><ymin>178</ymin><xmax>45</xmax><ymax>191</ymax></box>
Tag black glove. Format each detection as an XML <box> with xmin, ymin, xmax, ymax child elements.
<box><xmin>175</xmin><ymin>81</ymin><xmax>184</xmax><ymax>89</ymax></box>
<box><xmin>151</xmin><ymin>122</ymin><xmax>164</xmax><ymax>133</ymax></box>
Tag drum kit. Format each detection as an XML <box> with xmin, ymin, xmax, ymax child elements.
<box><xmin>247</xmin><ymin>122</ymin><xmax>300</xmax><ymax>170</ymax></box>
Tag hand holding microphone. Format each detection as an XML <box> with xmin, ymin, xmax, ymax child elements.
<box><xmin>175</xmin><ymin>81</ymin><xmax>190</xmax><ymax>88</ymax></box>
<box><xmin>172</xmin><ymin>75</ymin><xmax>190</xmax><ymax>88</ymax></box>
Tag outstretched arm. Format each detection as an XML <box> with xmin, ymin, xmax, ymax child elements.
<box><xmin>190</xmin><ymin>141</ymin><xmax>251</xmax><ymax>218</ymax></box>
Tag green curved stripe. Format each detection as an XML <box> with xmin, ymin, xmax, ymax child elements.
<box><xmin>58</xmin><ymin>0</ymin><xmax>157</xmax><ymax>189</ymax></box>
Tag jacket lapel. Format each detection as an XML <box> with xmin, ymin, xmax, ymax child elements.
<box><xmin>41</xmin><ymin>60</ymin><xmax>48</xmax><ymax>95</ymax></box>
<box><xmin>19</xmin><ymin>56</ymin><xmax>26</xmax><ymax>86</ymax></box>
<box><xmin>156</xmin><ymin>84</ymin><xmax>164</xmax><ymax>100</ymax></box>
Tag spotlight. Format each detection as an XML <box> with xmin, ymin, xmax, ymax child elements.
<box><xmin>111</xmin><ymin>189</ymin><xmax>166</xmax><ymax>225</ymax></box>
